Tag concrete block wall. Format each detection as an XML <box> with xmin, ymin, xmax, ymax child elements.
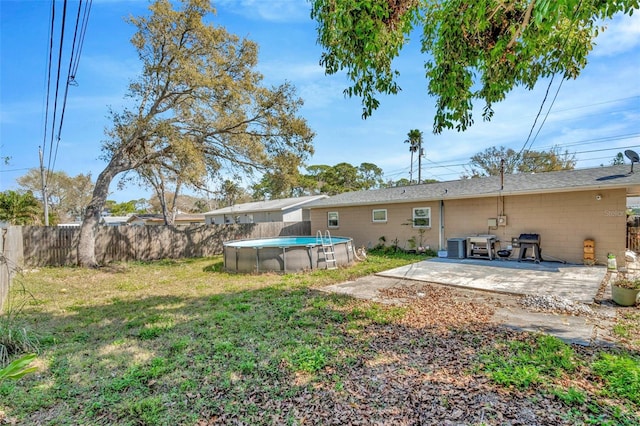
<box><xmin>310</xmin><ymin>188</ymin><xmax>628</xmax><ymax>264</ymax></box>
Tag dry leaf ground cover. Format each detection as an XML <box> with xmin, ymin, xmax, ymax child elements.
<box><xmin>1</xmin><ymin>253</ymin><xmax>639</xmax><ymax>425</ymax></box>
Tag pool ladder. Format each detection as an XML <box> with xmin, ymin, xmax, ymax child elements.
<box><xmin>316</xmin><ymin>230</ymin><xmax>338</xmax><ymax>270</ymax></box>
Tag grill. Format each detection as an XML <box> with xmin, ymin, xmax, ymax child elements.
<box><xmin>466</xmin><ymin>235</ymin><xmax>497</xmax><ymax>260</ymax></box>
<box><xmin>517</xmin><ymin>233</ymin><xmax>542</xmax><ymax>263</ymax></box>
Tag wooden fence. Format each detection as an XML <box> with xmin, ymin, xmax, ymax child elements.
<box><xmin>628</xmin><ymin>227</ymin><xmax>640</xmax><ymax>253</ymax></box>
<box><xmin>21</xmin><ymin>221</ymin><xmax>311</xmax><ymax>267</ymax></box>
<box><xmin>1</xmin><ymin>226</ymin><xmax>24</xmax><ymax>313</ymax></box>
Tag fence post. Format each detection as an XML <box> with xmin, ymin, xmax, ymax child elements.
<box><xmin>0</xmin><ymin>226</ymin><xmax>24</xmax><ymax>313</ymax></box>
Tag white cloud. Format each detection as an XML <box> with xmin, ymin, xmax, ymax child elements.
<box><xmin>592</xmin><ymin>12</ymin><xmax>640</xmax><ymax>57</ymax></box>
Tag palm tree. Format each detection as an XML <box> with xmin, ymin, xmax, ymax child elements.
<box><xmin>0</xmin><ymin>190</ymin><xmax>41</xmax><ymax>225</ymax></box>
<box><xmin>405</xmin><ymin>129</ymin><xmax>423</xmax><ymax>183</ymax></box>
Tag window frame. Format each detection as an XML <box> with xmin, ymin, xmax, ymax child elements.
<box><xmin>412</xmin><ymin>207</ymin><xmax>431</xmax><ymax>228</ymax></box>
<box><xmin>372</xmin><ymin>209</ymin><xmax>387</xmax><ymax>223</ymax></box>
<box><xmin>327</xmin><ymin>211</ymin><xmax>339</xmax><ymax>228</ymax></box>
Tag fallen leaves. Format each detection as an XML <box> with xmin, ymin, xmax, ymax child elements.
<box><xmin>380</xmin><ymin>283</ymin><xmax>495</xmax><ymax>331</ymax></box>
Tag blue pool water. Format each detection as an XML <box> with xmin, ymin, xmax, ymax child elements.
<box><xmin>224</xmin><ymin>236</ymin><xmax>351</xmax><ymax>248</ymax></box>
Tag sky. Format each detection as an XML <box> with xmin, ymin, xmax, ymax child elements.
<box><xmin>1</xmin><ymin>0</ymin><xmax>639</xmax><ymax>203</ymax></box>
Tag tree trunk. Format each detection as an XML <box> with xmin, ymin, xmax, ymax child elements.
<box><xmin>77</xmin><ymin>164</ymin><xmax>122</xmax><ymax>267</ymax></box>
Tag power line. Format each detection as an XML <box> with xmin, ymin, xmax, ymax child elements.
<box><xmin>516</xmin><ymin>0</ymin><xmax>585</xmax><ymax>161</ymax></box>
<box><xmin>0</xmin><ymin>168</ymin><xmax>32</xmax><ymax>174</ymax></box>
<box><xmin>41</xmin><ymin>0</ymin><xmax>56</xmax><ymax>184</ymax></box>
<box><xmin>550</xmin><ymin>95</ymin><xmax>640</xmax><ymax>114</ymax></box>
<box><xmin>70</xmin><ymin>0</ymin><xmax>92</xmax><ymax>82</ymax></box>
<box><xmin>47</xmin><ymin>0</ymin><xmax>69</xmax><ymax>182</ymax></box>
<box><xmin>405</xmin><ymin>139</ymin><xmax>640</xmax><ymax>181</ymax></box>
<box><xmin>421</xmin><ymin>132</ymin><xmax>640</xmax><ymax>172</ymax></box>
<box><xmin>37</xmin><ymin>0</ymin><xmax>93</xmax><ymax>224</ymax></box>
<box><xmin>51</xmin><ymin>0</ymin><xmax>93</xmax><ymax>176</ymax></box>
<box><xmin>45</xmin><ymin>0</ymin><xmax>68</xmax><ymax>182</ymax></box>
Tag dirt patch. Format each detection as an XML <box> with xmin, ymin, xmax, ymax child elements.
<box><xmin>324</xmin><ymin>275</ymin><xmax>633</xmax><ymax>348</ymax></box>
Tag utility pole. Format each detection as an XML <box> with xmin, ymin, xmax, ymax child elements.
<box><xmin>409</xmin><ymin>149</ymin><xmax>414</xmax><ymax>183</ymax></box>
<box><xmin>39</xmin><ymin>147</ymin><xmax>49</xmax><ymax>226</ymax></box>
<box><xmin>418</xmin><ymin>146</ymin><xmax>423</xmax><ymax>184</ymax></box>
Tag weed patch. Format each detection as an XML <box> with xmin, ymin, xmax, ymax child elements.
<box><xmin>478</xmin><ymin>334</ymin><xmax>578</xmax><ymax>389</ymax></box>
<box><xmin>591</xmin><ymin>352</ymin><xmax>640</xmax><ymax>405</ymax></box>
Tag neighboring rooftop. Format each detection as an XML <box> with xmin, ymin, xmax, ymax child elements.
<box><xmin>307</xmin><ymin>165</ymin><xmax>640</xmax><ymax>208</ymax></box>
<box><xmin>204</xmin><ymin>195</ymin><xmax>328</xmax><ymax>215</ymax></box>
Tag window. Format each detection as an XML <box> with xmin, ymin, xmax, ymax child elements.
<box><xmin>412</xmin><ymin>207</ymin><xmax>431</xmax><ymax>228</ymax></box>
<box><xmin>372</xmin><ymin>209</ymin><xmax>387</xmax><ymax>223</ymax></box>
<box><xmin>328</xmin><ymin>211</ymin><xmax>339</xmax><ymax>228</ymax></box>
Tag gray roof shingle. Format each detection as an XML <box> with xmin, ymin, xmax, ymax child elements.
<box><xmin>204</xmin><ymin>195</ymin><xmax>328</xmax><ymax>215</ymax></box>
<box><xmin>307</xmin><ymin>165</ymin><xmax>640</xmax><ymax>208</ymax></box>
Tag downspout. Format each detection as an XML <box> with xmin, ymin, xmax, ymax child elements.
<box><xmin>439</xmin><ymin>199</ymin><xmax>445</xmax><ymax>250</ymax></box>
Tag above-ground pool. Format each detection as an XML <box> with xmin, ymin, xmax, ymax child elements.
<box><xmin>223</xmin><ymin>235</ymin><xmax>354</xmax><ymax>273</ymax></box>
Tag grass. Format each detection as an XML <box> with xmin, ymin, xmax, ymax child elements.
<box><xmin>0</xmin><ymin>281</ymin><xmax>39</xmax><ymax>365</ymax></box>
<box><xmin>1</xmin><ymin>252</ymin><xmax>639</xmax><ymax>425</ymax></box>
<box><xmin>478</xmin><ymin>333</ymin><xmax>640</xmax><ymax>424</ymax></box>
<box><xmin>614</xmin><ymin>311</ymin><xmax>640</xmax><ymax>347</ymax></box>
<box><xmin>478</xmin><ymin>333</ymin><xmax>578</xmax><ymax>389</ymax></box>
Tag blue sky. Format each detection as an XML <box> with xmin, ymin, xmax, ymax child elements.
<box><xmin>1</xmin><ymin>0</ymin><xmax>639</xmax><ymax>202</ymax></box>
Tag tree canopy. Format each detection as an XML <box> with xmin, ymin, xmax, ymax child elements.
<box><xmin>311</xmin><ymin>0</ymin><xmax>638</xmax><ymax>132</ymax></box>
<box><xmin>17</xmin><ymin>169</ymin><xmax>93</xmax><ymax>223</ymax></box>
<box><xmin>0</xmin><ymin>190</ymin><xmax>41</xmax><ymax>225</ymax></box>
<box><xmin>104</xmin><ymin>199</ymin><xmax>148</xmax><ymax>216</ymax></box>
<box><xmin>78</xmin><ymin>0</ymin><xmax>314</xmax><ymax>266</ymax></box>
<box><xmin>466</xmin><ymin>145</ymin><xmax>576</xmax><ymax>177</ymax></box>
<box><xmin>251</xmin><ymin>161</ymin><xmax>386</xmax><ymax>198</ymax></box>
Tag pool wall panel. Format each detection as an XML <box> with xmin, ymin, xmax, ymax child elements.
<box><xmin>223</xmin><ymin>237</ymin><xmax>354</xmax><ymax>273</ymax></box>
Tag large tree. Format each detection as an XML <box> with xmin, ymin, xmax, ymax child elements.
<box><xmin>17</xmin><ymin>169</ymin><xmax>93</xmax><ymax>223</ymax></box>
<box><xmin>251</xmin><ymin>152</ymin><xmax>307</xmax><ymax>200</ymax></box>
<box><xmin>126</xmin><ymin>132</ymin><xmax>211</xmax><ymax>224</ymax></box>
<box><xmin>466</xmin><ymin>145</ymin><xmax>576</xmax><ymax>177</ymax></box>
<box><xmin>78</xmin><ymin>0</ymin><xmax>314</xmax><ymax>266</ymax></box>
<box><xmin>304</xmin><ymin>162</ymin><xmax>385</xmax><ymax>195</ymax></box>
<box><xmin>311</xmin><ymin>0</ymin><xmax>638</xmax><ymax>132</ymax></box>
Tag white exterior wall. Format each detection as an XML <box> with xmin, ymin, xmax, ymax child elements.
<box><xmin>283</xmin><ymin>208</ymin><xmax>304</xmax><ymax>222</ymax></box>
<box><xmin>205</xmin><ymin>210</ymin><xmax>285</xmax><ymax>224</ymax></box>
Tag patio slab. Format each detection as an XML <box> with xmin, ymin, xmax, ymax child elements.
<box><xmin>320</xmin><ymin>260</ymin><xmax>618</xmax><ymax>346</ymax></box>
<box><xmin>377</xmin><ymin>257</ymin><xmax>607</xmax><ymax>303</ymax></box>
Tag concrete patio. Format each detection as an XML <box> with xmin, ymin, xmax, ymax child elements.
<box><xmin>377</xmin><ymin>257</ymin><xmax>608</xmax><ymax>303</ymax></box>
<box><xmin>321</xmin><ymin>258</ymin><xmax>619</xmax><ymax>346</ymax></box>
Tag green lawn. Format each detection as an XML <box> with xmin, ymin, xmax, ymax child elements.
<box><xmin>1</xmin><ymin>253</ymin><xmax>638</xmax><ymax>425</ymax></box>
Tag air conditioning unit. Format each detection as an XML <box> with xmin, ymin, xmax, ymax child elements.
<box><xmin>447</xmin><ymin>238</ymin><xmax>467</xmax><ymax>259</ymax></box>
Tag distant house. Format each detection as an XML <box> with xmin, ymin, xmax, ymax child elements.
<box><xmin>127</xmin><ymin>213</ymin><xmax>205</xmax><ymax>226</ymax></box>
<box><xmin>307</xmin><ymin>165</ymin><xmax>640</xmax><ymax>265</ymax></box>
<box><xmin>99</xmin><ymin>216</ymin><xmax>130</xmax><ymax>227</ymax></box>
<box><xmin>204</xmin><ymin>195</ymin><xmax>329</xmax><ymax>225</ymax></box>
<box><xmin>57</xmin><ymin>223</ymin><xmax>81</xmax><ymax>228</ymax></box>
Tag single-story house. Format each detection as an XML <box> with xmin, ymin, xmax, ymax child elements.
<box><xmin>99</xmin><ymin>216</ymin><xmax>131</xmax><ymax>226</ymax></box>
<box><xmin>307</xmin><ymin>164</ymin><xmax>640</xmax><ymax>265</ymax></box>
<box><xmin>204</xmin><ymin>195</ymin><xmax>329</xmax><ymax>225</ymax></box>
<box><xmin>127</xmin><ymin>213</ymin><xmax>205</xmax><ymax>226</ymax></box>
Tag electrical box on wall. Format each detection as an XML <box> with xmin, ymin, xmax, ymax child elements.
<box><xmin>488</xmin><ymin>218</ymin><xmax>498</xmax><ymax>227</ymax></box>
<box><xmin>498</xmin><ymin>215</ymin><xmax>507</xmax><ymax>226</ymax></box>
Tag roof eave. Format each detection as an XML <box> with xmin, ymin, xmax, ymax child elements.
<box><xmin>308</xmin><ymin>183</ymin><xmax>637</xmax><ymax>209</ymax></box>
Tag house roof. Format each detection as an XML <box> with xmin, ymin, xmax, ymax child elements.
<box><xmin>100</xmin><ymin>216</ymin><xmax>131</xmax><ymax>224</ymax></box>
<box><xmin>204</xmin><ymin>195</ymin><xmax>329</xmax><ymax>216</ymax></box>
<box><xmin>127</xmin><ymin>214</ymin><xmax>205</xmax><ymax>224</ymax></box>
<box><xmin>307</xmin><ymin>165</ymin><xmax>640</xmax><ymax>208</ymax></box>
